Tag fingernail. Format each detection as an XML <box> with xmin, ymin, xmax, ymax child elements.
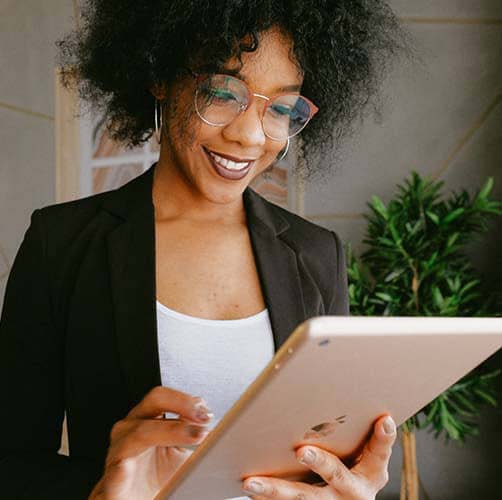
<box><xmin>298</xmin><ymin>447</ymin><xmax>316</xmax><ymax>465</ymax></box>
<box><xmin>193</xmin><ymin>400</ymin><xmax>214</xmax><ymax>422</ymax></box>
<box><xmin>243</xmin><ymin>480</ymin><xmax>264</xmax><ymax>495</ymax></box>
<box><xmin>382</xmin><ymin>416</ymin><xmax>396</xmax><ymax>435</ymax></box>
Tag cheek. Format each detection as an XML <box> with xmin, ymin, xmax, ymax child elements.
<box><xmin>253</xmin><ymin>147</ymin><xmax>282</xmax><ymax>176</ymax></box>
<box><xmin>165</xmin><ymin>84</ymin><xmax>201</xmax><ymax>149</ymax></box>
<box><xmin>168</xmin><ymin>114</ymin><xmax>206</xmax><ymax>155</ymax></box>
<box><xmin>196</xmin><ymin>123</ymin><xmax>224</xmax><ymax>147</ymax></box>
<box><xmin>264</xmin><ymin>140</ymin><xmax>285</xmax><ymax>162</ymax></box>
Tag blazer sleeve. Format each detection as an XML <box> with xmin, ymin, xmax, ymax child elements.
<box><xmin>327</xmin><ymin>230</ymin><xmax>350</xmax><ymax>316</ymax></box>
<box><xmin>0</xmin><ymin>209</ymin><xmax>102</xmax><ymax>499</ymax></box>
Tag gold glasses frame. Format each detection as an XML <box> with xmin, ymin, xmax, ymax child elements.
<box><xmin>185</xmin><ymin>67</ymin><xmax>319</xmax><ymax>141</ymax></box>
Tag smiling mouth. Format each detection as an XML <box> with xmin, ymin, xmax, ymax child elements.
<box><xmin>203</xmin><ymin>147</ymin><xmax>254</xmax><ymax>171</ymax></box>
<box><xmin>202</xmin><ymin>147</ymin><xmax>256</xmax><ymax>181</ymax></box>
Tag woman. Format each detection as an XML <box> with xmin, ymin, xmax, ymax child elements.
<box><xmin>0</xmin><ymin>1</ymin><xmax>410</xmax><ymax>499</ymax></box>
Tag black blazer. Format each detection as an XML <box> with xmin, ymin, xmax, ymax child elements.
<box><xmin>0</xmin><ymin>162</ymin><xmax>349</xmax><ymax>499</ymax></box>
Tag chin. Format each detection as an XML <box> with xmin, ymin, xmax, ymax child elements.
<box><xmin>200</xmin><ymin>182</ymin><xmax>245</xmax><ymax>204</ymax></box>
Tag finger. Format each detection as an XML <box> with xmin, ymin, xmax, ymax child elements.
<box><xmin>295</xmin><ymin>445</ymin><xmax>358</xmax><ymax>496</ymax></box>
<box><xmin>127</xmin><ymin>385</ymin><xmax>214</xmax><ymax>423</ymax></box>
<box><xmin>106</xmin><ymin>418</ymin><xmax>209</xmax><ymax>465</ymax></box>
<box><xmin>242</xmin><ymin>475</ymin><xmax>323</xmax><ymax>499</ymax></box>
<box><xmin>351</xmin><ymin>414</ymin><xmax>396</xmax><ymax>490</ymax></box>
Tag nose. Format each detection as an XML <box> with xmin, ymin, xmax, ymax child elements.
<box><xmin>221</xmin><ymin>97</ymin><xmax>267</xmax><ymax>148</ymax></box>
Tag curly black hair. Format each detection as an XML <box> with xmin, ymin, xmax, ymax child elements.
<box><xmin>57</xmin><ymin>0</ymin><xmax>414</xmax><ymax>183</ymax></box>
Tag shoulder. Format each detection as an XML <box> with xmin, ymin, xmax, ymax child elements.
<box><xmin>30</xmin><ymin>188</ymin><xmax>121</xmax><ymax>260</ymax></box>
<box><xmin>259</xmin><ymin>195</ymin><xmax>349</xmax><ymax>315</ymax></box>
<box><xmin>36</xmin><ymin>188</ymin><xmax>112</xmax><ymax>228</ymax></box>
<box><xmin>258</xmin><ymin>194</ymin><xmax>344</xmax><ymax>257</ymax></box>
<box><xmin>34</xmin><ymin>165</ymin><xmax>149</xmax><ymax>234</ymax></box>
<box><xmin>256</xmin><ymin>193</ymin><xmax>346</xmax><ymax>286</ymax></box>
<box><xmin>37</xmin><ymin>189</ymin><xmax>111</xmax><ymax>221</ymax></box>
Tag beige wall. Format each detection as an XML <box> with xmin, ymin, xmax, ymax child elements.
<box><xmin>1</xmin><ymin>1</ymin><xmax>500</xmax><ymax>497</ymax></box>
<box><xmin>0</xmin><ymin>0</ymin><xmax>76</xmax><ymax>303</ymax></box>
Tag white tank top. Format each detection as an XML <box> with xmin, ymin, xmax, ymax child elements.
<box><xmin>156</xmin><ymin>299</ymin><xmax>275</xmax><ymax>426</ymax></box>
<box><xmin>156</xmin><ymin>300</ymin><xmax>275</xmax><ymax>499</ymax></box>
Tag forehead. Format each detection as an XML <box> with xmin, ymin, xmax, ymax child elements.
<box><xmin>220</xmin><ymin>27</ymin><xmax>303</xmax><ymax>94</ymax></box>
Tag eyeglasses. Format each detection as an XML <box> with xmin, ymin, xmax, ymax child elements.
<box><xmin>185</xmin><ymin>69</ymin><xmax>319</xmax><ymax>141</ymax></box>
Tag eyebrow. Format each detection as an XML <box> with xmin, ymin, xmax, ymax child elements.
<box><xmin>220</xmin><ymin>67</ymin><xmax>302</xmax><ymax>93</ymax></box>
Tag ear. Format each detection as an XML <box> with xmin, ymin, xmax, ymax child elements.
<box><xmin>150</xmin><ymin>81</ymin><xmax>168</xmax><ymax>100</ymax></box>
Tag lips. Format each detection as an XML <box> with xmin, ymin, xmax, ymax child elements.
<box><xmin>203</xmin><ymin>147</ymin><xmax>255</xmax><ymax>181</ymax></box>
<box><xmin>203</xmin><ymin>147</ymin><xmax>257</xmax><ymax>164</ymax></box>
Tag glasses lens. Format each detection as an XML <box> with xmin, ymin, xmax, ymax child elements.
<box><xmin>263</xmin><ymin>94</ymin><xmax>312</xmax><ymax>140</ymax></box>
<box><xmin>195</xmin><ymin>75</ymin><xmax>247</xmax><ymax>126</ymax></box>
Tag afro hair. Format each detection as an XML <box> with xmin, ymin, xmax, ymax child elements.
<box><xmin>57</xmin><ymin>0</ymin><xmax>414</xmax><ymax>182</ymax></box>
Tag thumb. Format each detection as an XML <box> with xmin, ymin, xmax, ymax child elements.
<box><xmin>351</xmin><ymin>414</ymin><xmax>396</xmax><ymax>484</ymax></box>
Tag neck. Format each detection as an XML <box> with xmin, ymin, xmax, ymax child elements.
<box><xmin>152</xmin><ymin>147</ymin><xmax>247</xmax><ymax>225</ymax></box>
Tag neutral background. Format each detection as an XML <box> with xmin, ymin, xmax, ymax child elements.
<box><xmin>0</xmin><ymin>1</ymin><xmax>501</xmax><ymax>498</ymax></box>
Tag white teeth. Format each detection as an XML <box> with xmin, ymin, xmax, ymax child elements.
<box><xmin>208</xmin><ymin>150</ymin><xmax>250</xmax><ymax>170</ymax></box>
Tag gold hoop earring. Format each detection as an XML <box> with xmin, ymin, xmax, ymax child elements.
<box><xmin>154</xmin><ymin>99</ymin><xmax>163</xmax><ymax>144</ymax></box>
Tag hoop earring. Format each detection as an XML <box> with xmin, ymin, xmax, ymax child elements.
<box><xmin>276</xmin><ymin>137</ymin><xmax>290</xmax><ymax>162</ymax></box>
<box><xmin>154</xmin><ymin>99</ymin><xmax>163</xmax><ymax>144</ymax></box>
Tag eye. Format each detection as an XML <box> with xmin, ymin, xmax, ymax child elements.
<box><xmin>206</xmin><ymin>88</ymin><xmax>238</xmax><ymax>104</ymax></box>
<box><xmin>269</xmin><ymin>103</ymin><xmax>292</xmax><ymax>117</ymax></box>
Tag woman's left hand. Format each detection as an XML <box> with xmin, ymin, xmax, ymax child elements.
<box><xmin>241</xmin><ymin>414</ymin><xmax>396</xmax><ymax>499</ymax></box>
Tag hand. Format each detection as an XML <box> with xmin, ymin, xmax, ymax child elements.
<box><xmin>241</xmin><ymin>414</ymin><xmax>396</xmax><ymax>499</ymax></box>
<box><xmin>88</xmin><ymin>386</ymin><xmax>213</xmax><ymax>500</ymax></box>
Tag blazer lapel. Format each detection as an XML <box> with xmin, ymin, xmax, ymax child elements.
<box><xmin>105</xmin><ymin>169</ymin><xmax>160</xmax><ymax>408</ymax></box>
<box><xmin>103</xmin><ymin>162</ymin><xmax>308</xmax><ymax>408</ymax></box>
<box><xmin>242</xmin><ymin>186</ymin><xmax>307</xmax><ymax>350</ymax></box>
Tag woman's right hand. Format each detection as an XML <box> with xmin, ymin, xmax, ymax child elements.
<box><xmin>88</xmin><ymin>386</ymin><xmax>213</xmax><ymax>500</ymax></box>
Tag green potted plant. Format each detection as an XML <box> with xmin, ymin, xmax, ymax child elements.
<box><xmin>346</xmin><ymin>172</ymin><xmax>502</xmax><ymax>499</ymax></box>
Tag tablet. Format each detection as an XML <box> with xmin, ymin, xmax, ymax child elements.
<box><xmin>156</xmin><ymin>316</ymin><xmax>502</xmax><ymax>500</ymax></box>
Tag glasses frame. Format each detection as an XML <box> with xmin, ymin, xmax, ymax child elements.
<box><xmin>185</xmin><ymin>68</ymin><xmax>319</xmax><ymax>141</ymax></box>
